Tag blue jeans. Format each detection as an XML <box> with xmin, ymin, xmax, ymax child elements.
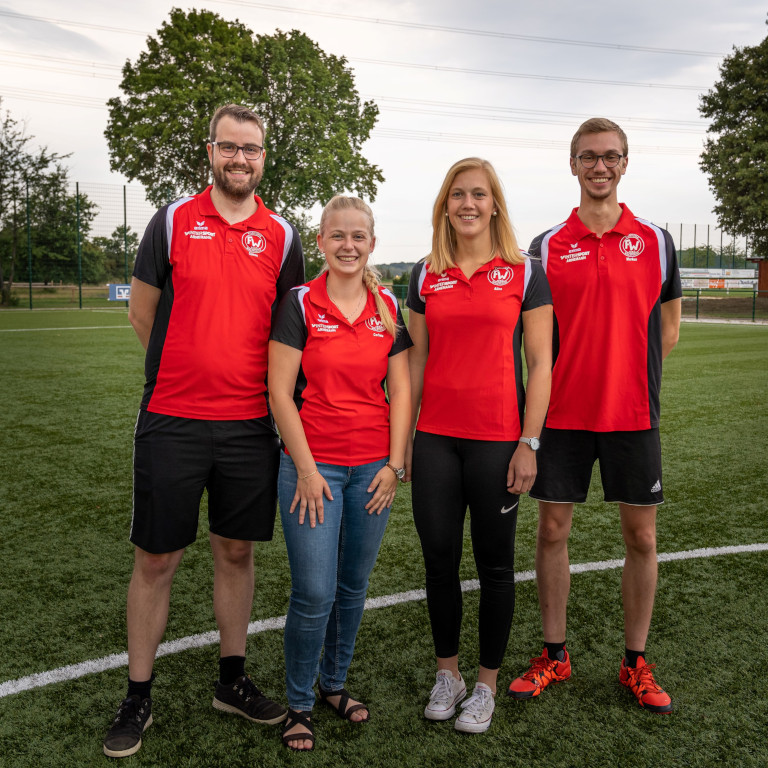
<box><xmin>279</xmin><ymin>452</ymin><xmax>391</xmax><ymax>711</ymax></box>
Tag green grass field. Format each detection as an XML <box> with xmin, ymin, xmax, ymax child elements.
<box><xmin>1</xmin><ymin>310</ymin><xmax>766</xmax><ymax>767</ymax></box>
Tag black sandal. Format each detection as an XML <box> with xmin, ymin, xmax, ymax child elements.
<box><xmin>318</xmin><ymin>686</ymin><xmax>370</xmax><ymax>722</ymax></box>
<box><xmin>281</xmin><ymin>709</ymin><xmax>315</xmax><ymax>751</ymax></box>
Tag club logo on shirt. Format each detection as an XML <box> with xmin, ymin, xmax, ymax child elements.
<box><xmin>488</xmin><ymin>266</ymin><xmax>513</xmax><ymax>287</ymax></box>
<box><xmin>365</xmin><ymin>316</ymin><xmax>386</xmax><ymax>336</ymax></box>
<box><xmin>242</xmin><ymin>231</ymin><xmax>266</xmax><ymax>257</ymax></box>
<box><xmin>620</xmin><ymin>234</ymin><xmax>644</xmax><ymax>261</ymax></box>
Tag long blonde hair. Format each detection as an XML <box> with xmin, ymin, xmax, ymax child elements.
<box><xmin>319</xmin><ymin>195</ymin><xmax>397</xmax><ymax>338</ymax></box>
<box><xmin>428</xmin><ymin>157</ymin><xmax>524</xmax><ymax>274</ymax></box>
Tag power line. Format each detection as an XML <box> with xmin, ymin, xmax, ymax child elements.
<box><xmin>351</xmin><ymin>57</ymin><xmax>707</xmax><ymax>91</ymax></box>
<box><xmin>205</xmin><ymin>0</ymin><xmax>726</xmax><ymax>58</ymax></box>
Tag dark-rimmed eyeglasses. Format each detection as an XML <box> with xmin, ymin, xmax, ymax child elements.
<box><xmin>209</xmin><ymin>141</ymin><xmax>264</xmax><ymax>160</ymax></box>
<box><xmin>573</xmin><ymin>152</ymin><xmax>624</xmax><ymax>169</ymax></box>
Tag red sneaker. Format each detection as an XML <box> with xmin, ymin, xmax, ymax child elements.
<box><xmin>619</xmin><ymin>657</ymin><xmax>673</xmax><ymax>713</ymax></box>
<box><xmin>507</xmin><ymin>648</ymin><xmax>571</xmax><ymax>700</ymax></box>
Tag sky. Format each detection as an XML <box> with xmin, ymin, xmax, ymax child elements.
<box><xmin>0</xmin><ymin>0</ymin><xmax>765</xmax><ymax>264</ymax></box>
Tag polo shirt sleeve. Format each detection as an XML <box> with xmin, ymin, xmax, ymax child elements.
<box><xmin>275</xmin><ymin>221</ymin><xmax>306</xmax><ymax>304</ymax></box>
<box><xmin>522</xmin><ymin>259</ymin><xmax>552</xmax><ymax>311</ymax></box>
<box><xmin>660</xmin><ymin>228</ymin><xmax>683</xmax><ymax>303</ymax></box>
<box><xmin>390</xmin><ymin>304</ymin><xmax>414</xmax><ymax>356</ymax></box>
<box><xmin>405</xmin><ymin>260</ymin><xmax>428</xmax><ymax>314</ymax></box>
<box><xmin>270</xmin><ymin>289</ymin><xmax>308</xmax><ymax>351</ymax></box>
<box><xmin>133</xmin><ymin>205</ymin><xmax>171</xmax><ymax>288</ymax></box>
<box><xmin>527</xmin><ymin>231</ymin><xmax>547</xmax><ymax>261</ymax></box>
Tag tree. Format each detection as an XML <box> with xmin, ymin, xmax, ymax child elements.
<box><xmin>105</xmin><ymin>9</ymin><xmax>383</xmax><ymax>220</ymax></box>
<box><xmin>0</xmin><ymin>101</ymin><xmax>71</xmax><ymax>304</ymax></box>
<box><xmin>699</xmin><ymin>21</ymin><xmax>768</xmax><ymax>257</ymax></box>
<box><xmin>91</xmin><ymin>225</ymin><xmax>140</xmax><ymax>282</ymax></box>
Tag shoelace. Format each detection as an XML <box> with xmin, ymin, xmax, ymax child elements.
<box><xmin>629</xmin><ymin>663</ymin><xmax>662</xmax><ymax>692</ymax></box>
<box><xmin>430</xmin><ymin>674</ymin><xmax>457</xmax><ymax>703</ymax></box>
<box><xmin>460</xmin><ymin>687</ymin><xmax>492</xmax><ymax>719</ymax></box>
<box><xmin>522</xmin><ymin>654</ymin><xmax>556</xmax><ymax>680</ymax></box>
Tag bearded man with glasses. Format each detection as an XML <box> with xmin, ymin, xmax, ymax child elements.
<box><xmin>507</xmin><ymin>118</ymin><xmax>682</xmax><ymax>714</ymax></box>
<box><xmin>103</xmin><ymin>104</ymin><xmax>304</xmax><ymax>758</ymax></box>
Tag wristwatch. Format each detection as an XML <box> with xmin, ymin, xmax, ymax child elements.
<box><xmin>387</xmin><ymin>462</ymin><xmax>406</xmax><ymax>480</ymax></box>
<box><xmin>519</xmin><ymin>436</ymin><xmax>540</xmax><ymax>451</ymax></box>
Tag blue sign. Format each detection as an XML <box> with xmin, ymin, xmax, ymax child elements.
<box><xmin>108</xmin><ymin>284</ymin><xmax>131</xmax><ymax>301</ymax></box>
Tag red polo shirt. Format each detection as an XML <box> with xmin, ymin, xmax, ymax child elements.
<box><xmin>407</xmin><ymin>255</ymin><xmax>551</xmax><ymax>441</ymax></box>
<box><xmin>133</xmin><ymin>186</ymin><xmax>305</xmax><ymax>420</ymax></box>
<box><xmin>531</xmin><ymin>204</ymin><xmax>681</xmax><ymax>432</ymax></box>
<box><xmin>270</xmin><ymin>272</ymin><xmax>412</xmax><ymax>465</ymax></box>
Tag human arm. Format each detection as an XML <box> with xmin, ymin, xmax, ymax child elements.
<box><xmin>506</xmin><ymin>303</ymin><xmax>553</xmax><ymax>494</ymax></box>
<box><xmin>404</xmin><ymin>310</ymin><xmax>428</xmax><ymax>482</ymax></box>
<box><xmin>127</xmin><ymin>277</ymin><xmax>162</xmax><ymax>351</ymax></box>
<box><xmin>661</xmin><ymin>298</ymin><xmax>681</xmax><ymax>360</ymax></box>
<box><xmin>268</xmin><ymin>340</ymin><xmax>332</xmax><ymax>527</ymax></box>
<box><xmin>366</xmin><ymin>350</ymin><xmax>411</xmax><ymax>513</ymax></box>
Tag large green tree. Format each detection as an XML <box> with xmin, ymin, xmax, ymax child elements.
<box><xmin>105</xmin><ymin>8</ymin><xmax>383</xmax><ymax>223</ymax></box>
<box><xmin>699</xmin><ymin>21</ymin><xmax>768</xmax><ymax>256</ymax></box>
<box><xmin>0</xmin><ymin>101</ymin><xmax>86</xmax><ymax>304</ymax></box>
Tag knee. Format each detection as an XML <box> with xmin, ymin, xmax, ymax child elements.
<box><xmin>215</xmin><ymin>539</ymin><xmax>253</xmax><ymax>568</ymax></box>
<box><xmin>537</xmin><ymin>513</ymin><xmax>571</xmax><ymax>546</ymax></box>
<box><xmin>624</xmin><ymin>525</ymin><xmax>657</xmax><ymax>556</ymax></box>
<box><xmin>133</xmin><ymin>549</ymin><xmax>181</xmax><ymax>584</ymax></box>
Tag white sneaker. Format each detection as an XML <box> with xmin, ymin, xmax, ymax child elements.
<box><xmin>424</xmin><ymin>669</ymin><xmax>466</xmax><ymax>721</ymax></box>
<box><xmin>454</xmin><ymin>682</ymin><xmax>495</xmax><ymax>733</ymax></box>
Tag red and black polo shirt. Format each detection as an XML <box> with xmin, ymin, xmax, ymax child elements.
<box><xmin>270</xmin><ymin>271</ymin><xmax>412</xmax><ymax>465</ymax></box>
<box><xmin>133</xmin><ymin>186</ymin><xmax>305</xmax><ymax>420</ymax></box>
<box><xmin>530</xmin><ymin>204</ymin><xmax>682</xmax><ymax>432</ymax></box>
<box><xmin>406</xmin><ymin>255</ymin><xmax>551</xmax><ymax>441</ymax></box>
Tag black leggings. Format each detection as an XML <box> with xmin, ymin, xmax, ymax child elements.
<box><xmin>412</xmin><ymin>431</ymin><xmax>519</xmax><ymax>670</ymax></box>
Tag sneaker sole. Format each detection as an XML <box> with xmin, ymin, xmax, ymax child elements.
<box><xmin>212</xmin><ymin>698</ymin><xmax>288</xmax><ymax>725</ymax></box>
<box><xmin>424</xmin><ymin>688</ymin><xmax>466</xmax><ymax>721</ymax></box>
<box><xmin>102</xmin><ymin>714</ymin><xmax>153</xmax><ymax>758</ymax></box>
<box><xmin>454</xmin><ymin>714</ymin><xmax>492</xmax><ymax>734</ymax></box>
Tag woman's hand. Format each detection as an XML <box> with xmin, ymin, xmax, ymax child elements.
<box><xmin>506</xmin><ymin>445</ymin><xmax>537</xmax><ymax>495</ymax></box>
<box><xmin>291</xmin><ymin>471</ymin><xmax>333</xmax><ymax>527</ymax></box>
<box><xmin>365</xmin><ymin>466</ymin><xmax>398</xmax><ymax>515</ymax></box>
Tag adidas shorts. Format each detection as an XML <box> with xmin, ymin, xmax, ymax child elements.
<box><xmin>529</xmin><ymin>427</ymin><xmax>664</xmax><ymax>506</ymax></box>
<box><xmin>131</xmin><ymin>411</ymin><xmax>280</xmax><ymax>553</ymax></box>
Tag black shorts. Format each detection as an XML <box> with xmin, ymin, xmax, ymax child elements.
<box><xmin>529</xmin><ymin>427</ymin><xmax>664</xmax><ymax>506</ymax></box>
<box><xmin>131</xmin><ymin>411</ymin><xmax>280</xmax><ymax>554</ymax></box>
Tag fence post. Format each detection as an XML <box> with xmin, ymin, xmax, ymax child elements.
<box><xmin>26</xmin><ymin>180</ymin><xmax>32</xmax><ymax>310</ymax></box>
<box><xmin>76</xmin><ymin>182</ymin><xmax>82</xmax><ymax>309</ymax></box>
<box><xmin>753</xmin><ymin>290</ymin><xmax>757</xmax><ymax>322</ymax></box>
<box><xmin>696</xmin><ymin>289</ymin><xmax>700</xmax><ymax>319</ymax></box>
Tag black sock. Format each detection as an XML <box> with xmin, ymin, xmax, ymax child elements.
<box><xmin>219</xmin><ymin>655</ymin><xmax>246</xmax><ymax>685</ymax></box>
<box><xmin>625</xmin><ymin>648</ymin><xmax>645</xmax><ymax>668</ymax></box>
<box><xmin>127</xmin><ymin>674</ymin><xmax>154</xmax><ymax>701</ymax></box>
<box><xmin>544</xmin><ymin>641</ymin><xmax>566</xmax><ymax>661</ymax></box>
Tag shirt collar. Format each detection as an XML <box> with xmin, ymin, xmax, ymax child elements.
<box><xmin>567</xmin><ymin>203</ymin><xmax>637</xmax><ymax>240</ymax></box>
<box><xmin>196</xmin><ymin>186</ymin><xmax>268</xmax><ymax>229</ymax></box>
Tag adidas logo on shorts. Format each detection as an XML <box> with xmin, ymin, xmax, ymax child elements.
<box><xmin>650</xmin><ymin>480</ymin><xmax>662</xmax><ymax>493</ymax></box>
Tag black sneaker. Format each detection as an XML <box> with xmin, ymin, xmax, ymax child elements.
<box><xmin>103</xmin><ymin>695</ymin><xmax>153</xmax><ymax>758</ymax></box>
<box><xmin>213</xmin><ymin>675</ymin><xmax>287</xmax><ymax>725</ymax></box>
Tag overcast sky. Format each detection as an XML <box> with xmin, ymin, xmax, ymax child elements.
<box><xmin>0</xmin><ymin>1</ymin><xmax>765</xmax><ymax>263</ymax></box>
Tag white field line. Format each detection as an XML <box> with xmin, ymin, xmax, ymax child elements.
<box><xmin>1</xmin><ymin>542</ymin><xmax>766</xmax><ymax>699</ymax></box>
<box><xmin>0</xmin><ymin>326</ymin><xmax>131</xmax><ymax>332</ymax></box>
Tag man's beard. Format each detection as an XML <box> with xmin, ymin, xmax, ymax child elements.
<box><xmin>212</xmin><ymin>161</ymin><xmax>263</xmax><ymax>201</ymax></box>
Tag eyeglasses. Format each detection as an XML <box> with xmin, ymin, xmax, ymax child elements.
<box><xmin>210</xmin><ymin>141</ymin><xmax>264</xmax><ymax>160</ymax></box>
<box><xmin>573</xmin><ymin>152</ymin><xmax>624</xmax><ymax>169</ymax></box>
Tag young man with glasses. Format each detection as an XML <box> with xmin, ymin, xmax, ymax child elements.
<box><xmin>508</xmin><ymin>118</ymin><xmax>681</xmax><ymax>713</ymax></box>
<box><xmin>103</xmin><ymin>104</ymin><xmax>304</xmax><ymax>758</ymax></box>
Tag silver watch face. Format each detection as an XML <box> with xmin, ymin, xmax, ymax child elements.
<box><xmin>396</xmin><ymin>467</ymin><xmax>406</xmax><ymax>480</ymax></box>
<box><xmin>529</xmin><ymin>437</ymin><xmax>540</xmax><ymax>451</ymax></box>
